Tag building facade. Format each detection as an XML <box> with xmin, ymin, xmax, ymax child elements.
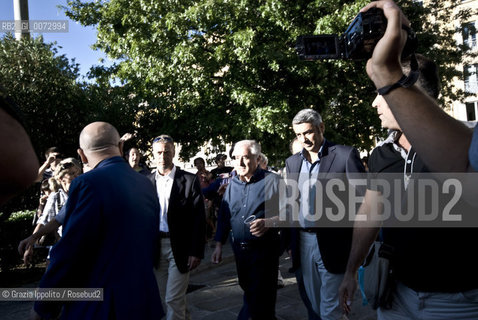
<box><xmin>452</xmin><ymin>0</ymin><xmax>478</xmax><ymax>124</ymax></box>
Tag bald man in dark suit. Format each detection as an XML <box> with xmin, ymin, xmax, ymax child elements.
<box><xmin>33</xmin><ymin>122</ymin><xmax>163</xmax><ymax>320</ymax></box>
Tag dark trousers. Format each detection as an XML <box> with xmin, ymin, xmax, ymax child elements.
<box><xmin>232</xmin><ymin>240</ymin><xmax>279</xmax><ymax>320</ymax></box>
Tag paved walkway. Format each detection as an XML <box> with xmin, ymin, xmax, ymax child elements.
<box><xmin>0</xmin><ymin>241</ymin><xmax>377</xmax><ymax>320</ymax></box>
<box><xmin>188</xmin><ymin>242</ymin><xmax>376</xmax><ymax>320</ymax></box>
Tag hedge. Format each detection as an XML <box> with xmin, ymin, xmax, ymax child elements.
<box><xmin>0</xmin><ymin>210</ymin><xmax>36</xmax><ymax>271</ymax></box>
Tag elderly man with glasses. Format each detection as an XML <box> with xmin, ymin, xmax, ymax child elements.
<box><xmin>149</xmin><ymin>135</ymin><xmax>206</xmax><ymax>320</ymax></box>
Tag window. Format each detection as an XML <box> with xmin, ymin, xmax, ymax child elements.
<box><xmin>466</xmin><ymin>102</ymin><xmax>477</xmax><ymax>121</ymax></box>
<box><xmin>463</xmin><ymin>22</ymin><xmax>477</xmax><ymax>49</ymax></box>
<box><xmin>464</xmin><ymin>64</ymin><xmax>478</xmax><ymax>94</ymax></box>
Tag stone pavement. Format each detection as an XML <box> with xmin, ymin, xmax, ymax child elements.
<box><xmin>188</xmin><ymin>241</ymin><xmax>377</xmax><ymax>320</ymax></box>
<box><xmin>0</xmin><ymin>241</ymin><xmax>377</xmax><ymax>320</ymax></box>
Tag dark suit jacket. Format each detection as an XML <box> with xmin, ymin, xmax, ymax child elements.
<box><xmin>149</xmin><ymin>167</ymin><xmax>206</xmax><ymax>273</ymax></box>
<box><xmin>35</xmin><ymin>156</ymin><xmax>164</xmax><ymax>320</ymax></box>
<box><xmin>285</xmin><ymin>140</ymin><xmax>365</xmax><ymax>274</ymax></box>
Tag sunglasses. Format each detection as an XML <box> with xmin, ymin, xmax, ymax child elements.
<box><xmin>153</xmin><ymin>136</ymin><xmax>174</xmax><ymax>143</ymax></box>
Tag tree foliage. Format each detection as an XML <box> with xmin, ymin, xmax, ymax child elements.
<box><xmin>400</xmin><ymin>0</ymin><xmax>477</xmax><ymax>109</ymax></box>
<box><xmin>0</xmin><ymin>34</ymin><xmax>88</xmax><ymax>158</ymax></box>
<box><xmin>0</xmin><ymin>34</ymin><xmax>138</xmax><ymax>212</ymax></box>
<box><xmin>63</xmin><ymin>0</ymin><xmax>475</xmax><ymax>165</ymax></box>
<box><xmin>0</xmin><ymin>35</ymin><xmax>141</xmax><ymax>159</ymax></box>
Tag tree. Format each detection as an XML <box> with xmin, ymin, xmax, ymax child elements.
<box><xmin>84</xmin><ymin>65</ymin><xmax>144</xmax><ymax>138</ymax></box>
<box><xmin>0</xmin><ymin>34</ymin><xmax>89</xmax><ymax>158</ymax></box>
<box><xmin>400</xmin><ymin>0</ymin><xmax>477</xmax><ymax>109</ymax></box>
<box><xmin>0</xmin><ymin>34</ymin><xmax>87</xmax><ymax>212</ymax></box>
<box><xmin>63</xmin><ymin>0</ymin><xmax>475</xmax><ymax>165</ymax></box>
<box><xmin>0</xmin><ymin>34</ymin><xmax>139</xmax><ymax>212</ymax></box>
<box><xmin>0</xmin><ymin>34</ymin><xmax>144</xmax><ymax>158</ymax></box>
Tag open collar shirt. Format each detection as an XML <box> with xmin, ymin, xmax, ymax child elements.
<box><xmin>155</xmin><ymin>165</ymin><xmax>176</xmax><ymax>232</ymax></box>
<box><xmin>298</xmin><ymin>140</ymin><xmax>325</xmax><ymax>228</ymax></box>
<box><xmin>215</xmin><ymin>167</ymin><xmax>279</xmax><ymax>244</ymax></box>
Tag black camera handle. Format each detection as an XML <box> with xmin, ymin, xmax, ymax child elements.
<box><xmin>377</xmin><ymin>25</ymin><xmax>419</xmax><ymax>96</ymax></box>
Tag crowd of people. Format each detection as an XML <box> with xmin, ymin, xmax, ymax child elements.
<box><xmin>2</xmin><ymin>1</ymin><xmax>478</xmax><ymax>319</ymax></box>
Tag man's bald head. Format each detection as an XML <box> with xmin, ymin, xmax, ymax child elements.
<box><xmin>80</xmin><ymin>122</ymin><xmax>120</xmax><ymax>153</ymax></box>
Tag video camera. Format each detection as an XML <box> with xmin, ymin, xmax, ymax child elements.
<box><xmin>296</xmin><ymin>8</ymin><xmax>417</xmax><ymax>60</ymax></box>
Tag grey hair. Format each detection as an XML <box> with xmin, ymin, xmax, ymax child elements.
<box><xmin>292</xmin><ymin>109</ymin><xmax>322</xmax><ymax>127</ymax></box>
<box><xmin>234</xmin><ymin>140</ymin><xmax>261</xmax><ymax>156</ymax></box>
<box><xmin>259</xmin><ymin>153</ymin><xmax>268</xmax><ymax>166</ymax></box>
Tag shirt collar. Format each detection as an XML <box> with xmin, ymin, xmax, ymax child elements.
<box><xmin>236</xmin><ymin>166</ymin><xmax>265</xmax><ymax>184</ymax></box>
<box><xmin>299</xmin><ymin>138</ymin><xmax>326</xmax><ymax>163</ymax></box>
<box><xmin>378</xmin><ymin>130</ymin><xmax>400</xmax><ymax>145</ymax></box>
<box><xmin>94</xmin><ymin>156</ymin><xmax>125</xmax><ymax>169</ymax></box>
<box><xmin>378</xmin><ymin>130</ymin><xmax>409</xmax><ymax>160</ymax></box>
<box><xmin>156</xmin><ymin>165</ymin><xmax>176</xmax><ymax>180</ymax></box>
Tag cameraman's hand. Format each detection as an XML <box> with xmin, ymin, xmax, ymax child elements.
<box><xmin>339</xmin><ymin>271</ymin><xmax>357</xmax><ymax>315</ymax></box>
<box><xmin>361</xmin><ymin>1</ymin><xmax>410</xmax><ymax>88</ymax></box>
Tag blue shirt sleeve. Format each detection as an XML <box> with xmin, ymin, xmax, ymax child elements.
<box><xmin>214</xmin><ymin>188</ymin><xmax>232</xmax><ymax>244</ymax></box>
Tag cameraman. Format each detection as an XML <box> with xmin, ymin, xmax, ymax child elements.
<box><xmin>363</xmin><ymin>1</ymin><xmax>473</xmax><ymax>173</ymax></box>
<box><xmin>338</xmin><ymin>1</ymin><xmax>478</xmax><ymax>319</ymax></box>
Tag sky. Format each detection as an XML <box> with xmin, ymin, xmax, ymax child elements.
<box><xmin>0</xmin><ymin>0</ymin><xmax>110</xmax><ymax>79</ymax></box>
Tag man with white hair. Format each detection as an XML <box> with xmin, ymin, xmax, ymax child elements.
<box><xmin>32</xmin><ymin>121</ymin><xmax>164</xmax><ymax>320</ymax></box>
<box><xmin>212</xmin><ymin>139</ymin><xmax>281</xmax><ymax>320</ymax></box>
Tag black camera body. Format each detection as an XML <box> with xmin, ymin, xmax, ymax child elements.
<box><xmin>296</xmin><ymin>8</ymin><xmax>416</xmax><ymax>60</ymax></box>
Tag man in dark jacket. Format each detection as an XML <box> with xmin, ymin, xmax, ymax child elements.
<box><xmin>149</xmin><ymin>134</ymin><xmax>206</xmax><ymax>320</ymax></box>
<box><xmin>33</xmin><ymin>122</ymin><xmax>163</xmax><ymax>319</ymax></box>
<box><xmin>285</xmin><ymin>109</ymin><xmax>365</xmax><ymax>319</ymax></box>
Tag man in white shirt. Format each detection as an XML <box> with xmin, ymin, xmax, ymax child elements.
<box><xmin>149</xmin><ymin>135</ymin><xmax>206</xmax><ymax>320</ymax></box>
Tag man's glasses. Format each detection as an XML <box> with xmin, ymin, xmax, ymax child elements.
<box><xmin>153</xmin><ymin>135</ymin><xmax>174</xmax><ymax>144</ymax></box>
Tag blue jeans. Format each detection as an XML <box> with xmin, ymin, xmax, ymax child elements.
<box><xmin>378</xmin><ymin>281</ymin><xmax>478</xmax><ymax>320</ymax></box>
<box><xmin>300</xmin><ymin>231</ymin><xmax>344</xmax><ymax>320</ymax></box>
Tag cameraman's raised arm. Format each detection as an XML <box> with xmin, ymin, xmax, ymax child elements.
<box><xmin>363</xmin><ymin>0</ymin><xmax>473</xmax><ymax>172</ymax></box>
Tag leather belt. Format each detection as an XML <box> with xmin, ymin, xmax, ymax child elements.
<box><xmin>159</xmin><ymin>231</ymin><xmax>170</xmax><ymax>238</ymax></box>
